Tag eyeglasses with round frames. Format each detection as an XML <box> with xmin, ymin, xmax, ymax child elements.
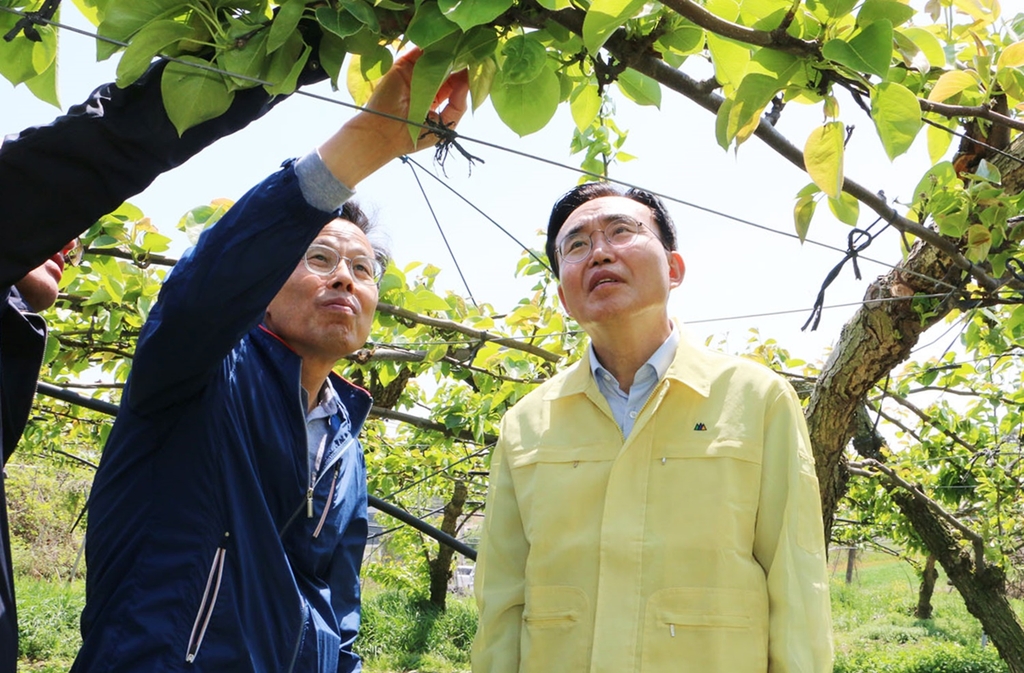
<box><xmin>304</xmin><ymin>244</ymin><xmax>383</xmax><ymax>285</ymax></box>
<box><xmin>557</xmin><ymin>216</ymin><xmax>661</xmax><ymax>265</ymax></box>
<box><xmin>61</xmin><ymin>239</ymin><xmax>84</xmax><ymax>267</ymax></box>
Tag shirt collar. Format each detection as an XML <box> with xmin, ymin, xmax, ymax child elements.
<box><xmin>587</xmin><ymin>323</ymin><xmax>678</xmax><ymax>392</ymax></box>
<box><xmin>306</xmin><ymin>378</ymin><xmax>345</xmax><ymax>423</ymax></box>
<box><xmin>546</xmin><ymin>320</ymin><xmax>714</xmax><ymax>400</ymax></box>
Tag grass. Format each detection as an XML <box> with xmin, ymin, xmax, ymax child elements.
<box><xmin>16</xmin><ymin>552</ymin><xmax>1022</xmax><ymax>672</ymax></box>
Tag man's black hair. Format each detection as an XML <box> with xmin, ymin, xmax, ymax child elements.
<box><xmin>545</xmin><ymin>183</ymin><xmax>677</xmax><ymax>278</ymax></box>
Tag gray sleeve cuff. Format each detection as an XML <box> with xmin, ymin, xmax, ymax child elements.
<box><xmin>294</xmin><ymin>149</ymin><xmax>355</xmax><ymax>213</ymax></box>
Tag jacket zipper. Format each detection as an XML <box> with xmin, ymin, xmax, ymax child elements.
<box><xmin>312</xmin><ymin>463</ymin><xmax>342</xmax><ymax>539</ymax></box>
<box><xmin>185</xmin><ymin>532</ymin><xmax>229</xmax><ymax>664</ymax></box>
<box><xmin>280</xmin><ymin>436</ymin><xmax>356</xmax><ymax>538</ymax></box>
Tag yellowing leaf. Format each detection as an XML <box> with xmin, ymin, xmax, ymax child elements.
<box><xmin>828</xmin><ymin>192</ymin><xmax>860</xmax><ymax>225</ymax></box>
<box><xmin>966</xmin><ymin>223</ymin><xmax>992</xmax><ymax>262</ymax></box>
<box><xmin>928</xmin><ymin>70</ymin><xmax>979</xmax><ymax>102</ymax></box>
<box><xmin>997</xmin><ymin>40</ymin><xmax>1024</xmax><ymax>68</ymax></box>
<box><xmin>346</xmin><ymin>55</ymin><xmax>375</xmax><ymax>105</ymax></box>
<box><xmin>707</xmin><ymin>33</ymin><xmax>750</xmax><ymax>93</ymax></box>
<box><xmin>804</xmin><ymin>122</ymin><xmax>845</xmax><ymax>198</ymax></box>
<box><xmin>794</xmin><ymin>194</ymin><xmax>816</xmax><ymax>242</ymax></box>
<box><xmin>926</xmin><ymin>116</ymin><xmax>955</xmax><ymax>162</ymax></box>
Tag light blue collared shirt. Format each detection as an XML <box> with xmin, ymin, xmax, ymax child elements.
<box><xmin>589</xmin><ymin>325</ymin><xmax>679</xmax><ymax>438</ymax></box>
<box><xmin>305</xmin><ymin>379</ymin><xmax>348</xmax><ymax>479</ymax></box>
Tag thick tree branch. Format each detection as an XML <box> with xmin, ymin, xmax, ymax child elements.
<box><xmin>659</xmin><ymin>0</ymin><xmax>819</xmax><ymax>56</ymax></box>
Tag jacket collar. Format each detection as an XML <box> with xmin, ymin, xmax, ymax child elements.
<box><xmin>252</xmin><ymin>324</ymin><xmax>374</xmax><ymax>432</ymax></box>
<box><xmin>543</xmin><ymin>320</ymin><xmax>712</xmax><ymax>401</ymax></box>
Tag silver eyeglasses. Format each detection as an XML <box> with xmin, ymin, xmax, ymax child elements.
<box><xmin>304</xmin><ymin>244</ymin><xmax>383</xmax><ymax>285</ymax></box>
<box><xmin>557</xmin><ymin>216</ymin><xmax>660</xmax><ymax>265</ymax></box>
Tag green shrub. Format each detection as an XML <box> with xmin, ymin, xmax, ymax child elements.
<box><xmin>834</xmin><ymin>642</ymin><xmax>1007</xmax><ymax>673</ymax></box>
<box><xmin>17</xmin><ymin>577</ymin><xmax>84</xmax><ymax>669</ymax></box>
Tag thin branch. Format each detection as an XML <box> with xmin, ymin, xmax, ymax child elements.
<box><xmin>346</xmin><ymin>346</ymin><xmax>545</xmax><ymax>384</ymax></box>
<box><xmin>376</xmin><ymin>303</ymin><xmax>561</xmax><ymax>363</ymax></box>
<box><xmin>856</xmin><ymin>457</ymin><xmax>986</xmax><ymax>567</ymax></box>
<box><xmin>370</xmin><ymin>406</ymin><xmax>498</xmax><ymax>445</ymax></box>
<box><xmin>921</xmin><ymin>99</ymin><xmax>1024</xmax><ymax>134</ymax></box>
<box><xmin>884</xmin><ymin>392</ymin><xmax>983</xmax><ymax>454</ymax></box>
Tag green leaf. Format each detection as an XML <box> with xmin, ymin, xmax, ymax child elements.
<box><xmin>218</xmin><ymin>30</ymin><xmax>269</xmax><ymax>90</ymax></box>
<box><xmin>615</xmin><ymin>69</ymin><xmax>661</xmax><ymax>107</ymax></box>
<box><xmin>98</xmin><ymin>0</ymin><xmax>187</xmax><ymax>55</ymax></box>
<box><xmin>898</xmin><ymin>27</ymin><xmax>945</xmax><ymax>69</ymax></box>
<box><xmin>116</xmin><ymin>20</ymin><xmax>195</xmax><ymax>88</ymax></box>
<box><xmin>24</xmin><ymin>59</ymin><xmax>59</xmax><ymax>108</ymax></box>
<box><xmin>341</xmin><ymin>0</ymin><xmax>380</xmax><ymax>32</ymax></box>
<box><xmin>870</xmin><ymin>81</ymin><xmax>922</xmax><ymax>160</ymax></box>
<box><xmin>997</xmin><ymin>39</ymin><xmax>1024</xmax><ymax>68</ymax></box>
<box><xmin>468</xmin><ymin>56</ymin><xmax>497</xmax><ymax>110</ymax></box>
<box><xmin>316</xmin><ymin>6</ymin><xmax>364</xmax><ymax>39</ymax></box>
<box><xmin>491</xmin><ymin>65</ymin><xmax>560</xmax><ymax>136</ymax></box>
<box><xmin>267</xmin><ymin>0</ymin><xmax>305</xmax><ymax>54</ymax></box>
<box><xmin>161</xmin><ymin>55</ymin><xmax>235</xmax><ymax>135</ymax></box>
<box><xmin>265</xmin><ymin>31</ymin><xmax>311</xmax><ymax>96</ymax></box>
<box><xmin>406</xmin><ymin>1</ymin><xmax>459</xmax><ymax>49</ymax></box>
<box><xmin>570</xmin><ymin>82</ymin><xmax>601</xmax><ymax>131</ymax></box>
<box><xmin>794</xmin><ymin>194</ymin><xmax>817</xmax><ymax>242</ymax></box>
<box><xmin>966</xmin><ymin>224</ymin><xmax>992</xmax><ymax>262</ymax></box>
<box><xmin>500</xmin><ymin>34</ymin><xmax>548</xmax><ymax>85</ymax></box>
<box><xmin>803</xmin><ymin>121</ymin><xmax>845</xmax><ymax>198</ymax></box>
<box><xmin>828</xmin><ymin>192</ymin><xmax>860</xmax><ymax>225</ymax></box>
<box><xmin>438</xmin><ymin>0</ymin><xmax>512</xmax><ymax>32</ymax></box>
<box><xmin>816</xmin><ymin>0</ymin><xmax>858</xmax><ymax>18</ymax></box>
<box><xmin>722</xmin><ymin>72</ymin><xmax>780</xmax><ymax>146</ymax></box>
<box><xmin>582</xmin><ymin>0</ymin><xmax>645</xmax><ymax>54</ymax></box>
<box><xmin>657</xmin><ymin>23</ymin><xmax>704</xmax><ymax>56</ymax></box>
<box><xmin>0</xmin><ymin>12</ymin><xmax>40</xmax><ymax>85</ymax></box>
<box><xmin>857</xmin><ymin>0</ymin><xmax>914</xmax><ymax>28</ymax></box>
<box><xmin>926</xmin><ymin>115</ymin><xmax>955</xmax><ymax>163</ymax></box>
<box><xmin>821</xmin><ymin>20</ymin><xmax>893</xmax><ymax>79</ymax></box>
<box><xmin>535</xmin><ymin>0</ymin><xmax>572</xmax><ymax>8</ymax></box>
<box><xmin>408</xmin><ymin>41</ymin><xmax>457</xmax><ymax>144</ymax></box>
<box><xmin>360</xmin><ymin>45</ymin><xmax>393</xmax><ymax>80</ymax></box>
<box><xmin>707</xmin><ymin>33</ymin><xmax>750</xmax><ymax>92</ymax></box>
<box><xmin>30</xmin><ymin>23</ymin><xmax>58</xmax><ymax>75</ymax></box>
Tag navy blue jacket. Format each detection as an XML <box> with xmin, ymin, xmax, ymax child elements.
<box><xmin>0</xmin><ymin>56</ymin><xmax>322</xmax><ymax>671</ymax></box>
<box><xmin>0</xmin><ymin>289</ymin><xmax>46</xmax><ymax>668</ymax></box>
<box><xmin>73</xmin><ymin>162</ymin><xmax>371</xmax><ymax>672</ymax></box>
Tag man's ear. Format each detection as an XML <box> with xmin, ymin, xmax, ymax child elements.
<box><xmin>557</xmin><ymin>283</ymin><xmax>573</xmax><ymax>317</ymax></box>
<box><xmin>667</xmin><ymin>251</ymin><xmax>685</xmax><ymax>289</ymax></box>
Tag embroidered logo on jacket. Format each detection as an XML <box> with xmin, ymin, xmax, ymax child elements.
<box><xmin>694</xmin><ymin>422</ymin><xmax>708</xmax><ymax>431</ymax></box>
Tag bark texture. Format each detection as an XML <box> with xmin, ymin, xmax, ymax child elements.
<box><xmin>427</xmin><ymin>480</ymin><xmax>468</xmax><ymax>610</ymax></box>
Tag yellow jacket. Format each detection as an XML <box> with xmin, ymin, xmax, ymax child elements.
<box><xmin>472</xmin><ymin>335</ymin><xmax>833</xmax><ymax>673</ymax></box>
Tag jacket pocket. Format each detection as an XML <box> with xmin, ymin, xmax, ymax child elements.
<box><xmin>185</xmin><ymin>535</ymin><xmax>229</xmax><ymax>664</ymax></box>
<box><xmin>640</xmin><ymin>587</ymin><xmax>767</xmax><ymax>673</ymax></box>
<box><xmin>520</xmin><ymin>585</ymin><xmax>590</xmax><ymax>673</ymax></box>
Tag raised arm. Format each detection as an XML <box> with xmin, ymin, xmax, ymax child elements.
<box><xmin>125</xmin><ymin>49</ymin><xmax>469</xmax><ymax>414</ymax></box>
<box><xmin>0</xmin><ymin>58</ymin><xmax>323</xmax><ymax>289</ymax></box>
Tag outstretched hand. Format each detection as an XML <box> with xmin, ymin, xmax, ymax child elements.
<box><xmin>319</xmin><ymin>48</ymin><xmax>470</xmax><ymax>188</ymax></box>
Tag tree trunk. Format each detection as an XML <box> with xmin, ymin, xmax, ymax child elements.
<box><xmin>804</xmin><ymin>240</ymin><xmax>966</xmax><ymax>542</ymax></box>
<box><xmin>916</xmin><ymin>555</ymin><xmax>938</xmax><ymax>620</ymax></box>
<box><xmin>845</xmin><ymin>547</ymin><xmax>856</xmax><ymax>584</ymax></box>
<box><xmin>427</xmin><ymin>480</ymin><xmax>468</xmax><ymax>610</ymax></box>
<box><xmin>891</xmin><ymin>490</ymin><xmax>1024</xmax><ymax>672</ymax></box>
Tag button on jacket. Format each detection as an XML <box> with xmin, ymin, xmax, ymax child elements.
<box><xmin>472</xmin><ymin>334</ymin><xmax>833</xmax><ymax>673</ymax></box>
<box><xmin>72</xmin><ymin>162</ymin><xmax>371</xmax><ymax>673</ymax></box>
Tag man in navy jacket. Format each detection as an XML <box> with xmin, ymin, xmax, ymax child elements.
<box><xmin>0</xmin><ymin>54</ymin><xmax>337</xmax><ymax>671</ymax></box>
<box><xmin>67</xmin><ymin>50</ymin><xmax>468</xmax><ymax>672</ymax></box>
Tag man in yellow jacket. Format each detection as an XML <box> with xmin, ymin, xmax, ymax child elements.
<box><xmin>471</xmin><ymin>183</ymin><xmax>833</xmax><ymax>672</ymax></box>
